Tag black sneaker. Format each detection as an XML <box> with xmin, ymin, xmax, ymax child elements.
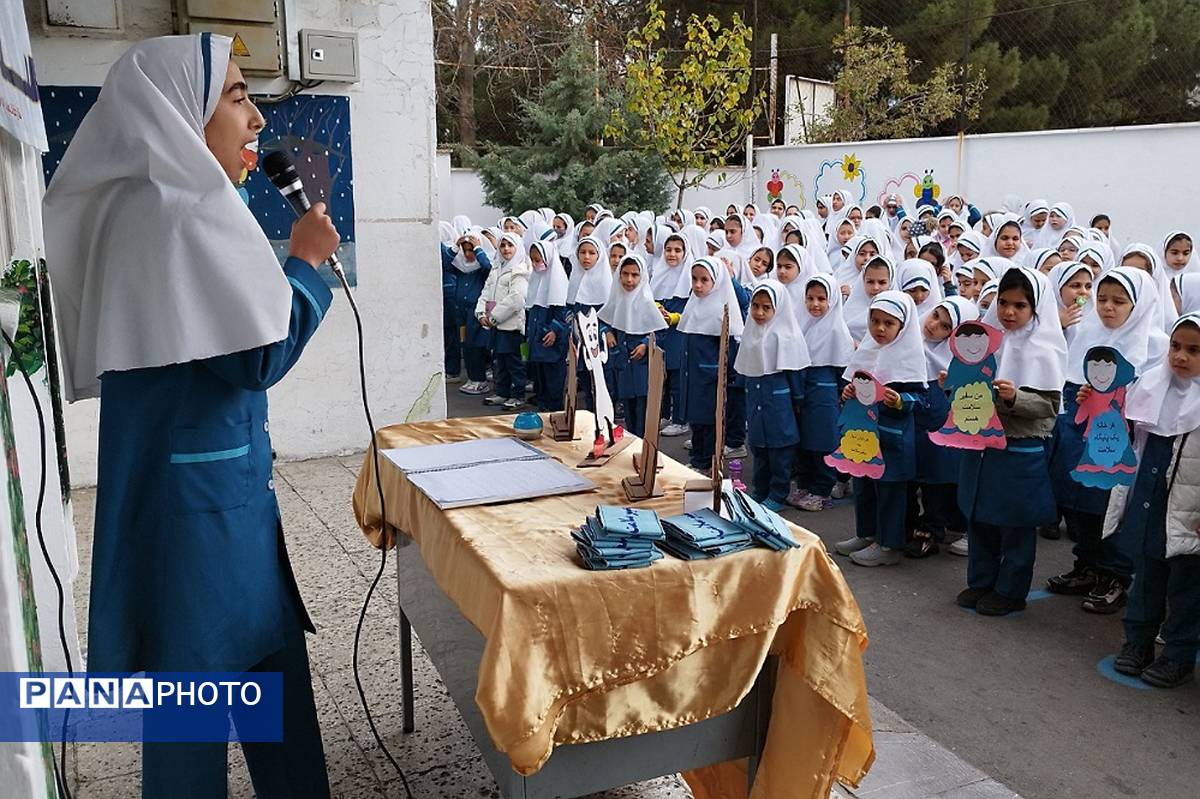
<box><xmin>1140</xmin><ymin>655</ymin><xmax>1195</xmax><ymax>689</ymax></box>
<box><xmin>976</xmin><ymin>592</ymin><xmax>1026</xmax><ymax>617</ymax></box>
<box><xmin>1113</xmin><ymin>641</ymin><xmax>1156</xmax><ymax>676</ymax></box>
<box><xmin>955</xmin><ymin>586</ymin><xmax>990</xmax><ymax>609</ymax></box>
<box><xmin>1038</xmin><ymin>523</ymin><xmax>1061</xmax><ymax>540</ymax></box>
<box><xmin>905</xmin><ymin>531</ymin><xmax>940</xmax><ymax>559</ymax></box>
<box><xmin>1046</xmin><ymin>565</ymin><xmax>1098</xmax><ymax>596</ymax></box>
<box><xmin>1081</xmin><ymin>576</ymin><xmax>1127</xmax><ymax>615</ymax></box>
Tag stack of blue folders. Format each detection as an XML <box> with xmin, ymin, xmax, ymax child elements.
<box><xmin>724</xmin><ymin>489</ymin><xmax>803</xmax><ymax>551</ymax></box>
<box><xmin>573</xmin><ymin>505</ymin><xmax>666</xmax><ymax>570</ymax></box>
<box><xmin>659</xmin><ymin>508</ymin><xmax>755</xmax><ymax>560</ymax></box>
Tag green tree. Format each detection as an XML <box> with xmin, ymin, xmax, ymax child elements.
<box><xmin>475</xmin><ymin>33</ymin><xmax>671</xmax><ymax>217</ymax></box>
<box><xmin>809</xmin><ymin>25</ymin><xmax>986</xmax><ymax>142</ymax></box>
<box><xmin>607</xmin><ymin>0</ymin><xmax>762</xmax><ymax>206</ymax></box>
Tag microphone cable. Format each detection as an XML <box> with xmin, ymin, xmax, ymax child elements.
<box><xmin>331</xmin><ymin>267</ymin><xmax>416</xmax><ymax>799</ymax></box>
<box><xmin>0</xmin><ymin>325</ymin><xmax>76</xmax><ymax>799</ymax></box>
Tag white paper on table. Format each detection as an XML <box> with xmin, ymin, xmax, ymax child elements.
<box><xmin>382</xmin><ymin>437</ymin><xmax>543</xmax><ymax>473</ymax></box>
<box><xmin>683</xmin><ymin>479</ymin><xmax>734</xmax><ymax>516</ymax></box>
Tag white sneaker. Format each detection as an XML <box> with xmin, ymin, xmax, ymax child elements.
<box><xmin>459</xmin><ymin>380</ymin><xmax>490</xmax><ymax>395</ymax></box>
<box><xmin>850</xmin><ymin>543</ymin><xmax>901</xmax><ymax>567</ymax></box>
<box><xmin>483</xmin><ymin>394</ymin><xmax>506</xmax><ymax>406</ymax></box>
<box><xmin>833</xmin><ymin>536</ymin><xmax>874</xmax><ymax>556</ymax></box>
<box><xmin>683</xmin><ymin>439</ymin><xmax>692</xmax><ymax>451</ymax></box>
<box><xmin>948</xmin><ymin>537</ymin><xmax>969</xmax><ymax>557</ymax></box>
<box><xmin>446</xmin><ymin>373</ymin><xmax>464</xmax><ymax>384</ymax></box>
<box><xmin>724</xmin><ymin>444</ymin><xmax>748</xmax><ymax>458</ymax></box>
<box><xmin>503</xmin><ymin>397</ymin><xmax>525</xmax><ymax>410</ymax></box>
<box><xmin>662</xmin><ymin>423</ymin><xmax>690</xmax><ymax>437</ymax></box>
<box><xmin>830</xmin><ymin>481</ymin><xmax>852</xmax><ymax>499</ymax></box>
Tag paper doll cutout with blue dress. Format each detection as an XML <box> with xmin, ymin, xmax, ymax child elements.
<box><xmin>929</xmin><ymin>321</ymin><xmax>1007</xmax><ymax>450</ymax></box>
<box><xmin>825</xmin><ymin>371</ymin><xmax>886</xmax><ymax>479</ymax></box>
<box><xmin>1071</xmin><ymin>346</ymin><xmax>1138</xmax><ymax>489</ymax></box>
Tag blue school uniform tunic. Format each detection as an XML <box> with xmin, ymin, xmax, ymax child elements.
<box><xmin>1048</xmin><ymin>381</ymin><xmax>1111</xmax><ymax>515</ymax></box>
<box><xmin>455</xmin><ymin>250</ymin><xmax>492</xmax><ymax>349</ymax></box>
<box><xmin>959</xmin><ymin>438</ymin><xmax>1057</xmax><ymax>528</ymax></box>
<box><xmin>800</xmin><ymin>366</ymin><xmax>842</xmax><ymax>452</ymax></box>
<box><xmin>678</xmin><ymin>333</ymin><xmax>740</xmax><ymax>425</ymax></box>
<box><xmin>876</xmin><ymin>381</ymin><xmax>927</xmax><ymax>482</ymax></box>
<box><xmin>609</xmin><ymin>330</ymin><xmax>652</xmax><ymax>399</ymax></box>
<box><xmin>526</xmin><ymin>305</ymin><xmax>569</xmax><ymax>363</ymax></box>
<box><xmin>1119</xmin><ymin>433</ymin><xmax>1174</xmax><ymax>558</ymax></box>
<box><xmin>915</xmin><ymin>384</ymin><xmax>962</xmax><ymax>484</ymax></box>
<box><xmin>87</xmin><ymin>258</ymin><xmax>331</xmax><ymax>674</ymax></box>
<box><xmin>658</xmin><ymin>297</ymin><xmax>689</xmax><ymax>370</ymax></box>
<box><xmin>744</xmin><ymin>371</ymin><xmax>805</xmax><ymax>448</ymax></box>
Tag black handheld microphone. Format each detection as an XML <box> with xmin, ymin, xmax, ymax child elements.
<box><xmin>262</xmin><ymin>150</ymin><xmax>345</xmax><ymax>279</ymax></box>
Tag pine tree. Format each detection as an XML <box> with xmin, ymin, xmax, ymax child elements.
<box><xmin>476</xmin><ymin>34</ymin><xmax>671</xmax><ymax>217</ymax></box>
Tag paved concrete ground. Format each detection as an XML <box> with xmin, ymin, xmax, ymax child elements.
<box><xmin>60</xmin><ymin>382</ymin><xmax>1197</xmax><ymax>797</ymax></box>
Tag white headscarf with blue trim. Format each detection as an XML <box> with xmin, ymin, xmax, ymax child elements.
<box><xmin>45</xmin><ymin>34</ymin><xmax>293</xmax><ymax>401</ymax></box>
<box><xmin>734</xmin><ymin>280</ymin><xmax>811</xmax><ymax>377</ymax></box>
<box><xmin>1064</xmin><ymin>267</ymin><xmax>1168</xmax><ymax>384</ymax></box>
<box><xmin>844</xmin><ymin>290</ymin><xmax>928</xmax><ymax>384</ymax></box>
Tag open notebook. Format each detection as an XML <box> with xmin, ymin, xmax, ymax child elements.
<box><xmin>381</xmin><ymin>437</ymin><xmax>595</xmax><ymax>510</ymax></box>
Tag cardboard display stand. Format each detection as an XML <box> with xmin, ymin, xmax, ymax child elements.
<box><xmin>549</xmin><ymin>337</ymin><xmax>578</xmax><ymax>441</ymax></box>
<box><xmin>684</xmin><ymin>308</ymin><xmax>730</xmax><ymax>513</ymax></box>
<box><xmin>623</xmin><ymin>333</ymin><xmax>666</xmax><ymax>501</ymax></box>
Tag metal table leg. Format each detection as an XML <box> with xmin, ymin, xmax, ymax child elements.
<box><xmin>399</xmin><ymin>549</ymin><xmax>416</xmax><ymax>733</ymax></box>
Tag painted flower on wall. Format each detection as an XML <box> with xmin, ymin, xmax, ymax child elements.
<box><xmin>841</xmin><ymin>153</ymin><xmax>862</xmax><ymax>182</ymax></box>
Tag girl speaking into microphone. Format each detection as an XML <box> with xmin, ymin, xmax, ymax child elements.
<box><xmin>44</xmin><ymin>34</ymin><xmax>340</xmax><ymax>797</ymax></box>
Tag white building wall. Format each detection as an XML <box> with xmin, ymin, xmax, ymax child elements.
<box><xmin>27</xmin><ymin>0</ymin><xmax>444</xmax><ymax>485</ymax></box>
<box><xmin>756</xmin><ymin>122</ymin><xmax>1200</xmax><ymax>246</ymax></box>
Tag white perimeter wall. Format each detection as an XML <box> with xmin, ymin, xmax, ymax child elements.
<box><xmin>27</xmin><ymin>0</ymin><xmax>444</xmax><ymax>485</ymax></box>
<box><xmin>436</xmin><ymin>151</ymin><xmax>753</xmax><ymax>223</ymax></box>
<box><xmin>754</xmin><ymin>122</ymin><xmax>1200</xmax><ymax>247</ymax></box>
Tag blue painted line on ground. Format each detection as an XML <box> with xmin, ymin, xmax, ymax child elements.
<box><xmin>1026</xmin><ymin>589</ymin><xmax>1054</xmax><ymax>602</ymax></box>
<box><xmin>1096</xmin><ymin>656</ymin><xmax>1151</xmax><ymax>690</ymax></box>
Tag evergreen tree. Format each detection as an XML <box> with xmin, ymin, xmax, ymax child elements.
<box><xmin>476</xmin><ymin>34</ymin><xmax>671</xmax><ymax>217</ymax></box>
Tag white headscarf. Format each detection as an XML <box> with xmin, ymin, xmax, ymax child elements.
<box><xmin>984</xmin><ymin>215</ymin><xmax>1031</xmax><ymax>263</ymax></box>
<box><xmin>651</xmin><ymin>229</ymin><xmax>697</xmax><ymax>300</ymax></box>
<box><xmin>554</xmin><ymin>212</ymin><xmax>577</xmax><ymax>258</ymax></box>
<box><xmin>958</xmin><ymin>230</ymin><xmax>984</xmax><ymax>258</ymax></box>
<box><xmin>898</xmin><ymin>258</ymin><xmax>942</xmax><ymax>317</ymax></box>
<box><xmin>439</xmin><ymin>220</ymin><xmax>458</xmax><ymax>245</ymax></box>
<box><xmin>844</xmin><ymin>254</ymin><xmax>895</xmax><ymax>342</ymax></box>
<box><xmin>1174</xmin><ymin>273</ymin><xmax>1200</xmax><ymax>314</ymax></box>
<box><xmin>1075</xmin><ymin>241</ymin><xmax>1112</xmax><ymax>275</ymax></box>
<box><xmin>568</xmin><ymin>235</ymin><xmax>612</xmax><ymax>306</ymax></box>
<box><xmin>1125</xmin><ymin>313</ymin><xmax>1200</xmax><ymax>437</ymax></box>
<box><xmin>44</xmin><ymin>34</ymin><xmax>295</xmax><ymax>401</ymax></box>
<box><xmin>982</xmin><ymin>265</ymin><xmax>1068</xmax><ymax>392</ymax></box>
<box><xmin>451</xmin><ymin>214</ymin><xmax>472</xmax><ymax>236</ymax></box>
<box><xmin>1050</xmin><ymin>260</ymin><xmax>1093</xmax><ymax>348</ymax></box>
<box><xmin>734</xmin><ymin>281</ymin><xmax>811</xmax><ymax>377</ymax></box>
<box><xmin>526</xmin><ymin>239</ymin><xmax>569</xmax><ymax>308</ymax></box>
<box><xmin>922</xmin><ymin>296</ymin><xmax>979</xmax><ymax>380</ymax></box>
<box><xmin>677</xmin><ymin>257</ymin><xmax>745</xmax><ymax>339</ymax></box>
<box><xmin>452</xmin><ymin>226</ymin><xmax>492</xmax><ymax>274</ymax></box>
<box><xmin>776</xmin><ymin>244</ymin><xmax>818</xmax><ymax>309</ymax></box>
<box><xmin>801</xmin><ymin>273</ymin><xmax>855</xmax><ymax>368</ymax></box>
<box><xmin>844</xmin><ymin>291</ymin><xmax>928</xmax><ymax>385</ymax></box>
<box><xmin>1162</xmin><ymin>230</ymin><xmax>1200</xmax><ymax>276</ymax></box>
<box><xmin>598</xmin><ymin>255</ymin><xmax>667</xmax><ymax>335</ymax></box>
<box><xmin>1121</xmin><ymin>242</ymin><xmax>1178</xmax><ymax>331</ymax></box>
<box><xmin>1064</xmin><ymin>267</ymin><xmax>1168</xmax><ymax>385</ymax></box>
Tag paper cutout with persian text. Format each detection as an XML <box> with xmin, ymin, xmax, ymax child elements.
<box><xmin>825</xmin><ymin>371</ymin><xmax>886</xmax><ymax>479</ymax></box>
<box><xmin>1071</xmin><ymin>346</ymin><xmax>1137</xmax><ymax>489</ymax></box>
<box><xmin>929</xmin><ymin>322</ymin><xmax>1007</xmax><ymax>450</ymax></box>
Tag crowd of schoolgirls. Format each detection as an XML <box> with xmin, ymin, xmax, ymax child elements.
<box><xmin>439</xmin><ymin>193</ymin><xmax>1200</xmax><ymax>688</ymax></box>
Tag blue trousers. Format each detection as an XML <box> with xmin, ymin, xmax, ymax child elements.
<box><xmin>691</xmin><ymin>423</ymin><xmax>715</xmax><ymax>471</ymax></box>
<box><xmin>462</xmin><ymin>344</ymin><xmax>487</xmax><ymax>382</ymax></box>
<box><xmin>725</xmin><ymin>385</ymin><xmax>746</xmax><ymax>448</ymax></box>
<box><xmin>795</xmin><ymin>449</ymin><xmax>837</xmax><ymax>497</ymax></box>
<box><xmin>530</xmin><ymin>360</ymin><xmax>566</xmax><ymax>412</ymax></box>
<box><xmin>493</xmin><ymin>351</ymin><xmax>526</xmax><ymax>400</ymax></box>
<box><xmin>665</xmin><ymin>368</ymin><xmax>683</xmax><ymax>425</ymax></box>
<box><xmin>967</xmin><ymin>520</ymin><xmax>1037</xmax><ymax>601</ymax></box>
<box><xmin>1067</xmin><ymin>509</ymin><xmax>1133</xmax><ymax>583</ymax></box>
<box><xmin>443</xmin><ymin>318</ymin><xmax>461</xmax><ymax>377</ymax></box>
<box><xmin>142</xmin><ymin>600</ymin><xmax>329</xmax><ymax>799</ymax></box>
<box><xmin>623</xmin><ymin>395</ymin><xmax>648</xmax><ymax>438</ymax></box>
<box><xmin>1124</xmin><ymin>553</ymin><xmax>1200</xmax><ymax>664</ymax></box>
<box><xmin>853</xmin><ymin>479</ymin><xmax>907</xmax><ymax>550</ymax></box>
<box><xmin>751</xmin><ymin>446</ymin><xmax>793</xmax><ymax>504</ymax></box>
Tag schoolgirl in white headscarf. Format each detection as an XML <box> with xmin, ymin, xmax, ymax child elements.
<box><xmin>921</xmin><ymin>296</ymin><xmax>979</xmax><ymax>381</ymax></box>
<box><xmin>1064</xmin><ymin>267</ymin><xmax>1168</xmax><ymax>385</ymax></box>
<box><xmin>734</xmin><ymin>280</ymin><xmax>811</xmax><ymax>377</ymax></box>
<box><xmin>801</xmin><ymin>273</ymin><xmax>856</xmax><ymax>368</ymax></box>
<box><xmin>844</xmin><ymin>290</ymin><xmax>929</xmax><ymax>385</ymax></box>
<box><xmin>1121</xmin><ymin>242</ymin><xmax>1178</xmax><ymax>331</ymax></box>
<box><xmin>568</xmin><ymin>235</ymin><xmax>612</xmax><ymax>307</ymax></box>
<box><xmin>1050</xmin><ymin>260</ymin><xmax>1093</xmax><ymax>348</ymax></box>
<box><xmin>678</xmin><ymin>257</ymin><xmax>746</xmax><ymax>339</ymax></box>
<box><xmin>898</xmin><ymin>258</ymin><xmax>943</xmax><ymax>317</ymax></box>
<box><xmin>1173</xmin><ymin>273</ymin><xmax>1200</xmax><ymax>315</ymax></box>
<box><xmin>844</xmin><ymin>254</ymin><xmax>896</xmax><ymax>342</ymax></box>
<box><xmin>1161</xmin><ymin>230</ymin><xmax>1200</xmax><ymax>276</ymax></box>
<box><xmin>651</xmin><ymin>228</ymin><xmax>696</xmax><ymax>302</ymax></box>
<box><xmin>981</xmin><ymin>265</ymin><xmax>1068</xmax><ymax>393</ymax></box>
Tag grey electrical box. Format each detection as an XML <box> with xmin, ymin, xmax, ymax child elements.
<box><xmin>177</xmin><ymin>0</ymin><xmax>285</xmax><ymax>77</ymax></box>
<box><xmin>299</xmin><ymin>29</ymin><xmax>359</xmax><ymax>83</ymax></box>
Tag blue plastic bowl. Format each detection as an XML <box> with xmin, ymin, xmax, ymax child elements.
<box><xmin>513</xmin><ymin>411</ymin><xmax>544</xmax><ymax>440</ymax></box>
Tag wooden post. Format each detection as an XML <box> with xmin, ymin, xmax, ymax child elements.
<box><xmin>549</xmin><ymin>336</ymin><xmax>578</xmax><ymax>440</ymax></box>
<box><xmin>623</xmin><ymin>334</ymin><xmax>666</xmax><ymax>501</ymax></box>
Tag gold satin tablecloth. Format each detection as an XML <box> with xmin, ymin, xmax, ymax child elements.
<box><xmin>352</xmin><ymin>413</ymin><xmax>874</xmax><ymax>798</ymax></box>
